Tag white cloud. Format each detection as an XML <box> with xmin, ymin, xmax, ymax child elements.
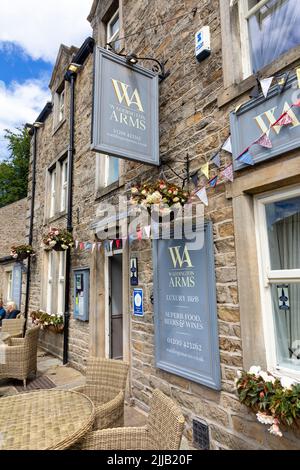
<box><xmin>0</xmin><ymin>0</ymin><xmax>93</xmax><ymax>63</ymax></box>
<box><xmin>0</xmin><ymin>79</ymin><xmax>50</xmax><ymax>159</ymax></box>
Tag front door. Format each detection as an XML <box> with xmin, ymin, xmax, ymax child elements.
<box><xmin>109</xmin><ymin>254</ymin><xmax>123</xmax><ymax>359</ymax></box>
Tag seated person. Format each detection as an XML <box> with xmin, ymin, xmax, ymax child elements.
<box><xmin>5</xmin><ymin>301</ymin><xmax>20</xmax><ymax>319</ymax></box>
<box><xmin>0</xmin><ymin>300</ymin><xmax>6</xmax><ymax>326</ymax></box>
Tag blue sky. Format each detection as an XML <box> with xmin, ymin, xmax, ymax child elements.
<box><xmin>0</xmin><ymin>0</ymin><xmax>93</xmax><ymax>159</ymax></box>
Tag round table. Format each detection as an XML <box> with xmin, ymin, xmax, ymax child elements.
<box><xmin>0</xmin><ymin>332</ymin><xmax>11</xmax><ymax>344</ymax></box>
<box><xmin>0</xmin><ymin>389</ymin><xmax>95</xmax><ymax>450</ymax></box>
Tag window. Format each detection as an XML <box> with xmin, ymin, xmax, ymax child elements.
<box><xmin>239</xmin><ymin>0</ymin><xmax>300</xmax><ymax>78</ymax></box>
<box><xmin>107</xmin><ymin>9</ymin><xmax>120</xmax><ymax>50</ymax></box>
<box><xmin>57</xmin><ymin>252</ymin><xmax>66</xmax><ymax>314</ymax></box>
<box><xmin>58</xmin><ymin>89</ymin><xmax>65</xmax><ymax>122</ymax></box>
<box><xmin>60</xmin><ymin>159</ymin><xmax>68</xmax><ymax>212</ymax></box>
<box><xmin>53</xmin><ymin>84</ymin><xmax>65</xmax><ymax>129</ymax></box>
<box><xmin>50</xmin><ymin>168</ymin><xmax>57</xmax><ymax>218</ymax></box>
<box><xmin>255</xmin><ymin>186</ymin><xmax>300</xmax><ymax>379</ymax></box>
<box><xmin>97</xmin><ymin>154</ymin><xmax>119</xmax><ymax>189</ymax></box>
<box><xmin>46</xmin><ymin>251</ymin><xmax>53</xmax><ymax>314</ymax></box>
<box><xmin>6</xmin><ymin>271</ymin><xmax>13</xmax><ymax>302</ymax></box>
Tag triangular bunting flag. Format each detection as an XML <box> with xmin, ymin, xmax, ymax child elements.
<box><xmin>191</xmin><ymin>171</ymin><xmax>199</xmax><ymax>187</ymax></box>
<box><xmin>249</xmin><ymin>83</ymin><xmax>260</xmax><ymax>99</ymax></box>
<box><xmin>255</xmin><ymin>134</ymin><xmax>272</xmax><ymax>149</ymax></box>
<box><xmin>293</xmin><ymin>99</ymin><xmax>300</xmax><ymax>108</ymax></box>
<box><xmin>116</xmin><ymin>239</ymin><xmax>121</xmax><ymax>249</ymax></box>
<box><xmin>195</xmin><ymin>187</ymin><xmax>208</xmax><ymax>206</ymax></box>
<box><xmin>92</xmin><ymin>243</ymin><xmax>96</xmax><ymax>253</ymax></box>
<box><xmin>275</xmin><ymin>113</ymin><xmax>293</xmax><ymax>126</ymax></box>
<box><xmin>137</xmin><ymin>229</ymin><xmax>142</xmax><ymax>241</ymax></box>
<box><xmin>237</xmin><ymin>150</ymin><xmax>254</xmax><ymax>166</ymax></box>
<box><xmin>222</xmin><ymin>164</ymin><xmax>234</xmax><ymax>182</ymax></box>
<box><xmin>260</xmin><ymin>77</ymin><xmax>273</xmax><ymax>98</ymax></box>
<box><xmin>144</xmin><ymin>225</ymin><xmax>151</xmax><ymax>239</ymax></box>
<box><xmin>297</xmin><ymin>68</ymin><xmax>300</xmax><ymax>89</ymax></box>
<box><xmin>75</xmin><ymin>240</ymin><xmax>79</xmax><ymax>249</ymax></box>
<box><xmin>86</xmin><ymin>242</ymin><xmax>92</xmax><ymax>251</ymax></box>
<box><xmin>208</xmin><ymin>175</ymin><xmax>218</xmax><ymax>188</ymax></box>
<box><xmin>222</xmin><ymin>137</ymin><xmax>232</xmax><ymax>154</ymax></box>
<box><xmin>97</xmin><ymin>242</ymin><xmax>101</xmax><ymax>251</ymax></box>
<box><xmin>200</xmin><ymin>162</ymin><xmax>209</xmax><ymax>179</ymax></box>
<box><xmin>129</xmin><ymin>233</ymin><xmax>135</xmax><ymax>244</ymax></box>
<box><xmin>211</xmin><ymin>152</ymin><xmax>221</xmax><ymax>168</ymax></box>
<box><xmin>79</xmin><ymin>242</ymin><xmax>84</xmax><ymax>250</ymax></box>
<box><xmin>109</xmin><ymin>240</ymin><xmax>114</xmax><ymax>250</ymax></box>
<box><xmin>276</xmin><ymin>72</ymin><xmax>289</xmax><ymax>94</ymax></box>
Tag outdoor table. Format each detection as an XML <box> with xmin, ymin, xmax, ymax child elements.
<box><xmin>0</xmin><ymin>389</ymin><xmax>95</xmax><ymax>450</ymax></box>
<box><xmin>0</xmin><ymin>332</ymin><xmax>11</xmax><ymax>344</ymax></box>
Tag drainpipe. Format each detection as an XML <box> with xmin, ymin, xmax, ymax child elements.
<box><xmin>63</xmin><ymin>70</ymin><xmax>76</xmax><ymax>365</ymax></box>
<box><xmin>24</xmin><ymin>124</ymin><xmax>38</xmax><ymax>327</ymax></box>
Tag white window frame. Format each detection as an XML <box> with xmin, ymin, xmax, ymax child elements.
<box><xmin>58</xmin><ymin>88</ymin><xmax>65</xmax><ymax>122</ymax></box>
<box><xmin>6</xmin><ymin>270</ymin><xmax>13</xmax><ymax>302</ymax></box>
<box><xmin>96</xmin><ymin>154</ymin><xmax>119</xmax><ymax>189</ymax></box>
<box><xmin>46</xmin><ymin>251</ymin><xmax>53</xmax><ymax>314</ymax></box>
<box><xmin>238</xmin><ymin>0</ymin><xmax>286</xmax><ymax>79</ymax></box>
<box><xmin>49</xmin><ymin>168</ymin><xmax>57</xmax><ymax>218</ymax></box>
<box><xmin>107</xmin><ymin>9</ymin><xmax>120</xmax><ymax>44</ymax></box>
<box><xmin>255</xmin><ymin>185</ymin><xmax>300</xmax><ymax>381</ymax></box>
<box><xmin>60</xmin><ymin>159</ymin><xmax>68</xmax><ymax>212</ymax></box>
<box><xmin>57</xmin><ymin>252</ymin><xmax>66</xmax><ymax>315</ymax></box>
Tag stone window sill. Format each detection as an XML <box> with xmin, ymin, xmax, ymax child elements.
<box><xmin>52</xmin><ymin>118</ymin><xmax>66</xmax><ymax>136</ymax></box>
<box><xmin>95</xmin><ymin>180</ymin><xmax>124</xmax><ymax>200</ymax></box>
<box><xmin>218</xmin><ymin>46</ymin><xmax>300</xmax><ymax>108</ymax></box>
<box><xmin>44</xmin><ymin>210</ymin><xmax>68</xmax><ymax>226</ymax></box>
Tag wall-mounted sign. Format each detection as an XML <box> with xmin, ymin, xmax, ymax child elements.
<box><xmin>133</xmin><ymin>288</ymin><xmax>144</xmax><ymax>316</ymax></box>
<box><xmin>92</xmin><ymin>46</ymin><xmax>159</xmax><ymax>166</ymax></box>
<box><xmin>153</xmin><ymin>223</ymin><xmax>221</xmax><ymax>390</ymax></box>
<box><xmin>230</xmin><ymin>74</ymin><xmax>300</xmax><ymax>170</ymax></box>
<box><xmin>73</xmin><ymin>269</ymin><xmax>90</xmax><ymax>321</ymax></box>
<box><xmin>130</xmin><ymin>258</ymin><xmax>138</xmax><ymax>286</ymax></box>
<box><xmin>277</xmin><ymin>284</ymin><xmax>290</xmax><ymax>310</ymax></box>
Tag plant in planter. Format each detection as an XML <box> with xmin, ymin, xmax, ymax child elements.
<box><xmin>43</xmin><ymin>227</ymin><xmax>74</xmax><ymax>251</ymax></box>
<box><xmin>130</xmin><ymin>180</ymin><xmax>190</xmax><ymax>221</ymax></box>
<box><xmin>30</xmin><ymin>310</ymin><xmax>64</xmax><ymax>333</ymax></box>
<box><xmin>236</xmin><ymin>366</ymin><xmax>300</xmax><ymax>437</ymax></box>
<box><xmin>10</xmin><ymin>244</ymin><xmax>35</xmax><ymax>261</ymax></box>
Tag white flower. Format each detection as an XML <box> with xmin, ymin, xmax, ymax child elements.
<box><xmin>61</xmin><ymin>244</ymin><xmax>68</xmax><ymax>250</ymax></box>
<box><xmin>131</xmin><ymin>187</ymin><xmax>138</xmax><ymax>194</ymax></box>
<box><xmin>249</xmin><ymin>365</ymin><xmax>261</xmax><ymax>376</ymax></box>
<box><xmin>237</xmin><ymin>370</ymin><xmax>242</xmax><ymax>378</ymax></box>
<box><xmin>256</xmin><ymin>412</ymin><xmax>274</xmax><ymax>425</ymax></box>
<box><xmin>268</xmin><ymin>423</ymin><xmax>283</xmax><ymax>437</ymax></box>
<box><xmin>260</xmin><ymin>371</ymin><xmax>276</xmax><ymax>384</ymax></box>
<box><xmin>280</xmin><ymin>376</ymin><xmax>296</xmax><ymax>390</ymax></box>
<box><xmin>49</xmin><ymin>240</ymin><xmax>56</xmax><ymax>247</ymax></box>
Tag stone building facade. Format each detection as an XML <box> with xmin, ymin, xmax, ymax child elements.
<box><xmin>0</xmin><ymin>198</ymin><xmax>27</xmax><ymax>309</ymax></box>
<box><xmin>27</xmin><ymin>0</ymin><xmax>300</xmax><ymax>450</ymax></box>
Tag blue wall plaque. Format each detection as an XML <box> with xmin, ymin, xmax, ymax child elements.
<box><xmin>153</xmin><ymin>223</ymin><xmax>221</xmax><ymax>390</ymax></box>
<box><xmin>133</xmin><ymin>288</ymin><xmax>144</xmax><ymax>316</ymax></box>
<box><xmin>73</xmin><ymin>269</ymin><xmax>90</xmax><ymax>321</ymax></box>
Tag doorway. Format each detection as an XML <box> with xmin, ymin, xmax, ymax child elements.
<box><xmin>108</xmin><ymin>253</ymin><xmax>123</xmax><ymax>359</ymax></box>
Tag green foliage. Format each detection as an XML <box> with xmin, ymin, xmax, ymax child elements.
<box><xmin>236</xmin><ymin>370</ymin><xmax>300</xmax><ymax>428</ymax></box>
<box><xmin>0</xmin><ymin>127</ymin><xmax>30</xmax><ymax>207</ymax></box>
<box><xmin>43</xmin><ymin>227</ymin><xmax>74</xmax><ymax>251</ymax></box>
<box><xmin>30</xmin><ymin>310</ymin><xmax>64</xmax><ymax>332</ymax></box>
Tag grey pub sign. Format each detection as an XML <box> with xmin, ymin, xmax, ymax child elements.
<box><xmin>230</xmin><ymin>73</ymin><xmax>300</xmax><ymax>170</ymax></box>
<box><xmin>153</xmin><ymin>223</ymin><xmax>221</xmax><ymax>390</ymax></box>
<box><xmin>92</xmin><ymin>46</ymin><xmax>159</xmax><ymax>166</ymax></box>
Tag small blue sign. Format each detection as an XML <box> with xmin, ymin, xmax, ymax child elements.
<box><xmin>133</xmin><ymin>288</ymin><xmax>144</xmax><ymax>316</ymax></box>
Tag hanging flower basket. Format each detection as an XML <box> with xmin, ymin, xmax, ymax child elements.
<box><xmin>30</xmin><ymin>310</ymin><xmax>64</xmax><ymax>334</ymax></box>
<box><xmin>43</xmin><ymin>227</ymin><xmax>74</xmax><ymax>251</ymax></box>
<box><xmin>130</xmin><ymin>180</ymin><xmax>190</xmax><ymax>208</ymax></box>
<box><xmin>10</xmin><ymin>244</ymin><xmax>35</xmax><ymax>261</ymax></box>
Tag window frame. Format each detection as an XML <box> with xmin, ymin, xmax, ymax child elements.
<box><xmin>255</xmin><ymin>185</ymin><xmax>300</xmax><ymax>381</ymax></box>
<box><xmin>6</xmin><ymin>270</ymin><xmax>13</xmax><ymax>302</ymax></box>
<box><xmin>46</xmin><ymin>251</ymin><xmax>53</xmax><ymax>315</ymax></box>
<box><xmin>107</xmin><ymin>9</ymin><xmax>120</xmax><ymax>44</ymax></box>
<box><xmin>60</xmin><ymin>158</ymin><xmax>68</xmax><ymax>213</ymax></box>
<box><xmin>57</xmin><ymin>251</ymin><xmax>66</xmax><ymax>314</ymax></box>
<box><xmin>49</xmin><ymin>167</ymin><xmax>57</xmax><ymax>218</ymax></box>
<box><xmin>96</xmin><ymin>154</ymin><xmax>120</xmax><ymax>190</ymax></box>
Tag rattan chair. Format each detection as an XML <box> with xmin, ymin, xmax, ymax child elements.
<box><xmin>78</xmin><ymin>389</ymin><xmax>185</xmax><ymax>450</ymax></box>
<box><xmin>0</xmin><ymin>325</ymin><xmax>40</xmax><ymax>388</ymax></box>
<box><xmin>72</xmin><ymin>357</ymin><xmax>129</xmax><ymax>430</ymax></box>
<box><xmin>2</xmin><ymin>316</ymin><xmax>25</xmax><ymax>338</ymax></box>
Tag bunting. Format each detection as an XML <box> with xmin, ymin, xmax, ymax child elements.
<box><xmin>237</xmin><ymin>150</ymin><xmax>254</xmax><ymax>166</ymax></box>
<box><xmin>222</xmin><ymin>136</ymin><xmax>232</xmax><ymax>154</ymax></box>
<box><xmin>208</xmin><ymin>175</ymin><xmax>218</xmax><ymax>188</ymax></box>
<box><xmin>195</xmin><ymin>187</ymin><xmax>208</xmax><ymax>206</ymax></box>
<box><xmin>260</xmin><ymin>77</ymin><xmax>273</xmax><ymax>99</ymax></box>
<box><xmin>211</xmin><ymin>152</ymin><xmax>221</xmax><ymax>168</ymax></box>
<box><xmin>255</xmin><ymin>134</ymin><xmax>272</xmax><ymax>149</ymax></box>
<box><xmin>221</xmin><ymin>164</ymin><xmax>234</xmax><ymax>183</ymax></box>
<box><xmin>200</xmin><ymin>162</ymin><xmax>210</xmax><ymax>179</ymax></box>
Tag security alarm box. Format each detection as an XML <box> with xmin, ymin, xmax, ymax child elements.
<box><xmin>73</xmin><ymin>268</ymin><xmax>90</xmax><ymax>321</ymax></box>
<box><xmin>195</xmin><ymin>26</ymin><xmax>211</xmax><ymax>62</ymax></box>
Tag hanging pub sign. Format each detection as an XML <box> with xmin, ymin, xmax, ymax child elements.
<box><xmin>230</xmin><ymin>73</ymin><xmax>300</xmax><ymax>170</ymax></box>
<box><xmin>153</xmin><ymin>223</ymin><xmax>221</xmax><ymax>390</ymax></box>
<box><xmin>92</xmin><ymin>46</ymin><xmax>159</xmax><ymax>166</ymax></box>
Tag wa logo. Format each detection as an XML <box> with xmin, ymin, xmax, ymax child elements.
<box><xmin>168</xmin><ymin>246</ymin><xmax>194</xmax><ymax>269</ymax></box>
<box><xmin>112</xmin><ymin>79</ymin><xmax>144</xmax><ymax>112</ymax></box>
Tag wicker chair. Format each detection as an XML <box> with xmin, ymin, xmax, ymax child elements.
<box><xmin>72</xmin><ymin>357</ymin><xmax>129</xmax><ymax>430</ymax></box>
<box><xmin>0</xmin><ymin>325</ymin><xmax>40</xmax><ymax>388</ymax></box>
<box><xmin>78</xmin><ymin>389</ymin><xmax>185</xmax><ymax>450</ymax></box>
<box><xmin>2</xmin><ymin>317</ymin><xmax>25</xmax><ymax>338</ymax></box>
